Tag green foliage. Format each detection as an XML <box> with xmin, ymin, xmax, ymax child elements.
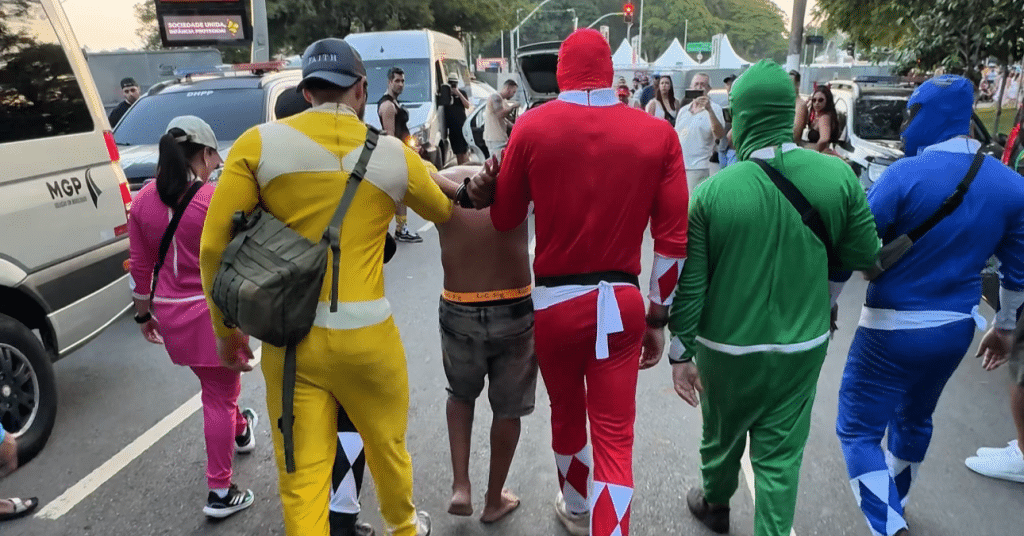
<box><xmin>133</xmin><ymin>1</ymin><xmax>161</xmax><ymax>50</ymax></box>
<box><xmin>813</xmin><ymin>0</ymin><xmax>922</xmax><ymax>49</ymax></box>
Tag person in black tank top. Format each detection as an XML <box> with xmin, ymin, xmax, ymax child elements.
<box><xmin>377</xmin><ymin>67</ymin><xmax>423</xmax><ymax>243</ymax></box>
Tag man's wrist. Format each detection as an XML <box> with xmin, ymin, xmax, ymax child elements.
<box><xmin>645</xmin><ymin>314</ymin><xmax>668</xmax><ymax>329</ymax></box>
<box><xmin>134</xmin><ymin>311</ymin><xmax>152</xmax><ymax>324</ymax></box>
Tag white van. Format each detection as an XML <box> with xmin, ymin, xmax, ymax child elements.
<box><xmin>0</xmin><ymin>0</ymin><xmax>133</xmax><ymax>461</ymax></box>
<box><xmin>345</xmin><ymin>29</ymin><xmax>472</xmax><ymax>169</ymax></box>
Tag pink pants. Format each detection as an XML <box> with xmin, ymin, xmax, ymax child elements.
<box><xmin>535</xmin><ymin>286</ymin><xmax>645</xmax><ymax>536</ymax></box>
<box><xmin>190</xmin><ymin>366</ymin><xmax>247</xmax><ymax>489</ymax></box>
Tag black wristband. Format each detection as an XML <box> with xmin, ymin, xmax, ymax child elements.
<box><xmin>134</xmin><ymin>311</ymin><xmax>152</xmax><ymax>324</ymax></box>
<box><xmin>645</xmin><ymin>315</ymin><xmax>668</xmax><ymax>329</ymax></box>
<box><xmin>455</xmin><ymin>179</ymin><xmax>475</xmax><ymax>209</ymax></box>
<box><xmin>668</xmin><ymin>356</ymin><xmax>694</xmax><ymax>364</ymax></box>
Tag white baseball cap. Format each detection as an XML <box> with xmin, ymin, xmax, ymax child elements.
<box><xmin>166</xmin><ymin>115</ymin><xmax>218</xmax><ymax>151</ymax></box>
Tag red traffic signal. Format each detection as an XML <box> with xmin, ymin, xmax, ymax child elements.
<box><xmin>623</xmin><ymin>2</ymin><xmax>635</xmax><ymax>23</ymax></box>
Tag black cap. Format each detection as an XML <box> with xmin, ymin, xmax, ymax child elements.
<box><xmin>120</xmin><ymin>77</ymin><xmax>137</xmax><ymax>88</ymax></box>
<box><xmin>297</xmin><ymin>38</ymin><xmax>366</xmax><ymax>92</ymax></box>
<box><xmin>723</xmin><ymin>74</ymin><xmax>736</xmax><ymax>84</ymax></box>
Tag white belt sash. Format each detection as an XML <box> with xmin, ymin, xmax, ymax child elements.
<box><xmin>858</xmin><ymin>305</ymin><xmax>987</xmax><ymax>331</ymax></box>
<box><xmin>533</xmin><ymin>281</ymin><xmax>635</xmax><ymax>359</ymax></box>
<box><xmin>313</xmin><ymin>297</ymin><xmax>392</xmax><ymax>331</ymax></box>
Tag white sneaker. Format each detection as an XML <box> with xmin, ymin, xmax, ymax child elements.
<box><xmin>554</xmin><ymin>492</ymin><xmax>589</xmax><ymax>536</ymax></box>
<box><xmin>234</xmin><ymin>408</ymin><xmax>258</xmax><ymax>454</ymax></box>
<box><xmin>965</xmin><ymin>448</ymin><xmax>1024</xmax><ymax>483</ymax></box>
<box><xmin>975</xmin><ymin>439</ymin><xmax>1019</xmax><ymax>458</ymax></box>
<box><xmin>414</xmin><ymin>510</ymin><xmax>431</xmax><ymax>536</ymax></box>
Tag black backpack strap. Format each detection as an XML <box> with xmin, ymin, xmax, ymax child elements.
<box><xmin>325</xmin><ymin>126</ymin><xmax>379</xmax><ymax>312</ymax></box>
<box><xmin>279</xmin><ymin>343</ymin><xmax>298</xmax><ymax>473</ymax></box>
<box><xmin>751</xmin><ymin>158</ymin><xmax>840</xmax><ymax>269</ymax></box>
<box><xmin>280</xmin><ymin>128</ymin><xmax>382</xmax><ymax>474</ymax></box>
<box><xmin>150</xmin><ymin>181</ymin><xmax>204</xmax><ymax>301</ymax></box>
<box><xmin>906</xmin><ymin>151</ymin><xmax>986</xmax><ymax>241</ymax></box>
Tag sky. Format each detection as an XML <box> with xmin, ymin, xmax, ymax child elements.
<box><xmin>63</xmin><ymin>0</ymin><xmax>818</xmax><ymax>51</ymax></box>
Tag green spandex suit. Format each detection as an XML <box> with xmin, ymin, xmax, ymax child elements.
<box><xmin>667</xmin><ymin>61</ymin><xmax>880</xmax><ymax>536</ymax></box>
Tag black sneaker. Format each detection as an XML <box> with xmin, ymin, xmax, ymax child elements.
<box><xmin>395</xmin><ymin>226</ymin><xmax>423</xmax><ymax>243</ymax></box>
<box><xmin>235</xmin><ymin>408</ymin><xmax>257</xmax><ymax>454</ymax></box>
<box><xmin>686</xmin><ymin>487</ymin><xmax>729</xmax><ymax>534</ymax></box>
<box><xmin>203</xmin><ymin>484</ymin><xmax>254</xmax><ymax>518</ymax></box>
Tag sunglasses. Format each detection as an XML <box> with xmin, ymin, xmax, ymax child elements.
<box><xmin>811</xmin><ymin>97</ymin><xmax>826</xmax><ymax>103</ymax></box>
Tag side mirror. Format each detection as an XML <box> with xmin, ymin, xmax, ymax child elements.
<box><xmin>436</xmin><ymin>84</ymin><xmax>451</xmax><ymax>106</ymax></box>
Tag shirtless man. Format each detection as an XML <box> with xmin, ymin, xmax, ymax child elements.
<box><xmin>431</xmin><ymin>166</ymin><xmax>535</xmax><ymax>524</ymax></box>
<box><xmin>791</xmin><ymin>70</ymin><xmax>808</xmax><ymax>143</ymax></box>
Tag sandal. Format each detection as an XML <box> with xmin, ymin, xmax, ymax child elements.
<box><xmin>0</xmin><ymin>497</ymin><xmax>39</xmax><ymax>522</ymax></box>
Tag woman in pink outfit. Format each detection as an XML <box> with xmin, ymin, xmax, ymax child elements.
<box><xmin>128</xmin><ymin>116</ymin><xmax>257</xmax><ymax>519</ymax></box>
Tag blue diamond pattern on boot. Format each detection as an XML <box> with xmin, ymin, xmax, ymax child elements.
<box><xmin>859</xmin><ymin>480</ymin><xmax>890</xmax><ymax>535</ymax></box>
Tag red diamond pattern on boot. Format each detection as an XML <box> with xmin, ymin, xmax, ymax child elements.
<box><xmin>565</xmin><ymin>457</ymin><xmax>591</xmax><ymax>500</ymax></box>
<box><xmin>591</xmin><ymin>481</ymin><xmax>633</xmax><ymax>536</ymax></box>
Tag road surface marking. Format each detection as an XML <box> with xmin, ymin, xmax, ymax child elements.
<box><xmin>741</xmin><ymin>438</ymin><xmax>798</xmax><ymax>536</ymax></box>
<box><xmin>36</xmin><ymin>348</ymin><xmax>263</xmax><ymax>520</ymax></box>
<box><xmin>417</xmin><ymin>222</ymin><xmax>435</xmax><ymax>234</ymax></box>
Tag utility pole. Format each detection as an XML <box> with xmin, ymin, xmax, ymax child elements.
<box><xmin>637</xmin><ymin>0</ymin><xmax>644</xmax><ymax>62</ymax></box>
<box><xmin>251</xmin><ymin>0</ymin><xmax>270</xmax><ymax>62</ymax></box>
<box><xmin>786</xmin><ymin>0</ymin><xmax>808</xmax><ymax>73</ymax></box>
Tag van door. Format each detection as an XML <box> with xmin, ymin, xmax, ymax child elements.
<box><xmin>0</xmin><ymin>0</ymin><xmax>130</xmax><ymax>313</ymax></box>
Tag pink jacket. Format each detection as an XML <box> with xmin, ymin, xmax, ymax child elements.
<box><xmin>129</xmin><ymin>181</ymin><xmax>224</xmax><ymax>367</ymax></box>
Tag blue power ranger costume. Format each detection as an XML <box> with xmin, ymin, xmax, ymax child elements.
<box><xmin>835</xmin><ymin>75</ymin><xmax>1024</xmax><ymax>536</ymax></box>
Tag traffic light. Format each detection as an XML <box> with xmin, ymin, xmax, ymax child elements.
<box><xmin>623</xmin><ymin>3</ymin><xmax>634</xmax><ymax>24</ymax></box>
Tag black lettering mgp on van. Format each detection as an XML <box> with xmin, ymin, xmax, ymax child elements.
<box><xmin>47</xmin><ymin>177</ymin><xmax>82</xmax><ymax>199</ymax></box>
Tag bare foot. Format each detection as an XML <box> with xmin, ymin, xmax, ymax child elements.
<box><xmin>448</xmin><ymin>487</ymin><xmax>473</xmax><ymax>516</ymax></box>
<box><xmin>480</xmin><ymin>489</ymin><xmax>520</xmax><ymax>523</ymax></box>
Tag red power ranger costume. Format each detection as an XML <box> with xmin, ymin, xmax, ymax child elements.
<box><xmin>489</xmin><ymin>29</ymin><xmax>690</xmax><ymax>536</ymax></box>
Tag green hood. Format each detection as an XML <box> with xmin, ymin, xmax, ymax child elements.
<box><xmin>730</xmin><ymin>60</ymin><xmax>796</xmax><ymax>160</ymax></box>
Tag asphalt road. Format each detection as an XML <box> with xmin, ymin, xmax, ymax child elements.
<box><xmin>2</xmin><ymin>212</ymin><xmax>1022</xmax><ymax>536</ymax></box>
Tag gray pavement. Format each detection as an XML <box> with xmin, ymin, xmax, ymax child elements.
<box><xmin>2</xmin><ymin>212</ymin><xmax>1022</xmax><ymax>536</ymax></box>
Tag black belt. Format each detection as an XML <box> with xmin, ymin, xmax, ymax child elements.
<box><xmin>535</xmin><ymin>271</ymin><xmax>639</xmax><ymax>289</ymax></box>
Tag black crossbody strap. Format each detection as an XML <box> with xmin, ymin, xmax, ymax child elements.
<box><xmin>751</xmin><ymin>158</ymin><xmax>840</xmax><ymax>269</ymax></box>
<box><xmin>905</xmin><ymin>151</ymin><xmax>986</xmax><ymax>242</ymax></box>
<box><xmin>325</xmin><ymin>126</ymin><xmax>379</xmax><ymax>312</ymax></box>
<box><xmin>150</xmin><ymin>181</ymin><xmax>204</xmax><ymax>301</ymax></box>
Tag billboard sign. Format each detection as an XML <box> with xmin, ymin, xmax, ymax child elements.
<box><xmin>155</xmin><ymin>0</ymin><xmax>252</xmax><ymax>47</ymax></box>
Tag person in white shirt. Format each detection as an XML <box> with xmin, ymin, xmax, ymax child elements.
<box><xmin>676</xmin><ymin>72</ymin><xmax>726</xmax><ymax>192</ymax></box>
<box><xmin>484</xmin><ymin>80</ymin><xmax>518</xmax><ymax>157</ymax></box>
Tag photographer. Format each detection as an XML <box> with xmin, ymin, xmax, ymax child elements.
<box><xmin>445</xmin><ymin>73</ymin><xmax>472</xmax><ymax>165</ymax></box>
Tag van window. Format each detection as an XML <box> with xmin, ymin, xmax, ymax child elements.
<box><xmin>0</xmin><ymin>0</ymin><xmax>94</xmax><ymax>144</ymax></box>
<box><xmin>442</xmin><ymin>59</ymin><xmax>471</xmax><ymax>86</ymax></box>
<box><xmin>365</xmin><ymin>59</ymin><xmax>431</xmax><ymax>104</ymax></box>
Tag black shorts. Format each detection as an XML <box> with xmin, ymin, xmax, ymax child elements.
<box><xmin>448</xmin><ymin>125</ymin><xmax>469</xmax><ymax>155</ymax></box>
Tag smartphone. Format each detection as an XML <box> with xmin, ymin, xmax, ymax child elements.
<box><xmin>684</xmin><ymin>89</ymin><xmax>704</xmax><ymax>101</ymax></box>
<box><xmin>722</xmin><ymin>108</ymin><xmax>733</xmax><ymax>123</ymax></box>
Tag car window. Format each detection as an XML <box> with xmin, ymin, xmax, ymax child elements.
<box><xmin>0</xmin><ymin>0</ymin><xmax>94</xmax><ymax>144</ymax></box>
<box><xmin>854</xmin><ymin>97</ymin><xmax>906</xmax><ymax>141</ymax></box>
<box><xmin>113</xmin><ymin>88</ymin><xmax>265</xmax><ymax>146</ymax></box>
<box><xmin>834</xmin><ymin>98</ymin><xmax>849</xmax><ymax>141</ymax></box>
<box><xmin>364</xmin><ymin>59</ymin><xmax>431</xmax><ymax>104</ymax></box>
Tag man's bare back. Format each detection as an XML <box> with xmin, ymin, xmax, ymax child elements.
<box><xmin>432</xmin><ymin>166</ymin><xmax>531</xmax><ymax>294</ymax></box>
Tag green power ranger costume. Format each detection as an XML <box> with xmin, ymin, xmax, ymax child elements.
<box><xmin>667</xmin><ymin>61</ymin><xmax>880</xmax><ymax>536</ymax></box>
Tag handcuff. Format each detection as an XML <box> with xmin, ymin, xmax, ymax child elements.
<box><xmin>455</xmin><ymin>177</ymin><xmax>475</xmax><ymax>208</ymax></box>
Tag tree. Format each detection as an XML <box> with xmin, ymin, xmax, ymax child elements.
<box><xmin>813</xmin><ymin>0</ymin><xmax>924</xmax><ymax>50</ymax></box>
<box><xmin>133</xmin><ymin>1</ymin><xmax>161</xmax><ymax>50</ymax></box>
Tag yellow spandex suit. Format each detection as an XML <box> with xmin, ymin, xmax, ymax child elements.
<box><xmin>200</xmin><ymin>102</ymin><xmax>452</xmax><ymax>536</ymax></box>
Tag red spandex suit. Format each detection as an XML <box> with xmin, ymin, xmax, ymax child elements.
<box><xmin>489</xmin><ymin>29</ymin><xmax>690</xmax><ymax>536</ymax></box>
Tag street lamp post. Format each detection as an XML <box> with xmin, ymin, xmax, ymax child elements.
<box><xmin>637</xmin><ymin>0</ymin><xmax>644</xmax><ymax>62</ymax></box>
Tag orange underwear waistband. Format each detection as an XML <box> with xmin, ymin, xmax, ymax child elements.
<box><xmin>442</xmin><ymin>285</ymin><xmax>532</xmax><ymax>304</ymax></box>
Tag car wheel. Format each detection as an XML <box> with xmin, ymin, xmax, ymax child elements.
<box><xmin>0</xmin><ymin>313</ymin><xmax>57</xmax><ymax>464</ymax></box>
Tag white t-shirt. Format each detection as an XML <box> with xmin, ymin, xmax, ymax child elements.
<box><xmin>484</xmin><ymin>93</ymin><xmax>509</xmax><ymax>143</ymax></box>
<box><xmin>676</xmin><ymin>101</ymin><xmax>725</xmax><ymax>170</ymax></box>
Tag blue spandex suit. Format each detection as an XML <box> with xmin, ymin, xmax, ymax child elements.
<box><xmin>835</xmin><ymin>75</ymin><xmax>1024</xmax><ymax>536</ymax></box>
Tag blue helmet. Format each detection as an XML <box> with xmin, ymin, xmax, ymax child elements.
<box><xmin>901</xmin><ymin>75</ymin><xmax>974</xmax><ymax>157</ymax></box>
